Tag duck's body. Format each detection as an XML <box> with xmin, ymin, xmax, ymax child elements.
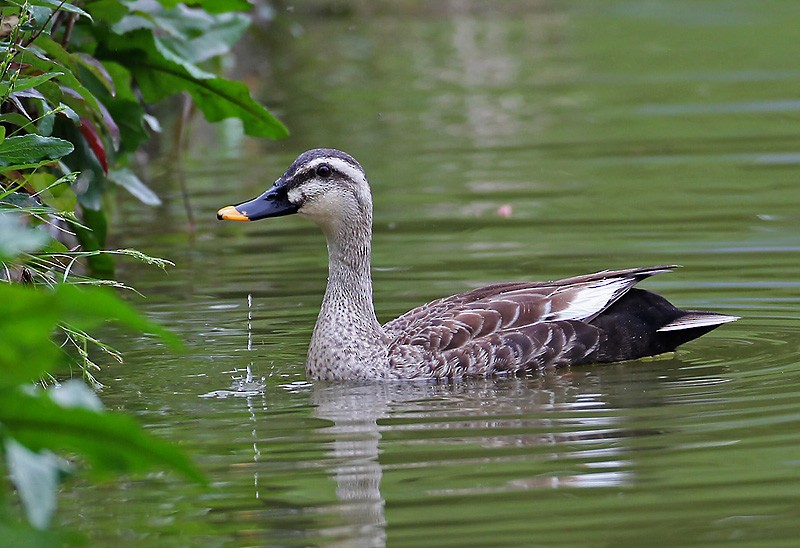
<box><xmin>218</xmin><ymin>148</ymin><xmax>738</xmax><ymax>381</ymax></box>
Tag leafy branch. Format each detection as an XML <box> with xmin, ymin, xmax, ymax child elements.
<box><xmin>0</xmin><ymin>0</ymin><xmax>288</xmax><ymax>536</ymax></box>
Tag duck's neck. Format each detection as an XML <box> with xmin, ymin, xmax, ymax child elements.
<box><xmin>323</xmin><ymin>219</ymin><xmax>379</xmax><ymax>323</ymax></box>
<box><xmin>307</xmin><ymin>215</ymin><xmax>388</xmax><ymax>380</ymax></box>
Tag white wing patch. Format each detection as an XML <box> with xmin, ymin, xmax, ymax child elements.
<box><xmin>549</xmin><ymin>278</ymin><xmax>630</xmax><ymax>321</ymax></box>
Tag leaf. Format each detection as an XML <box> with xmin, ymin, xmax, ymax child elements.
<box><xmin>61</xmin><ymin>283</ymin><xmax>182</xmax><ymax>349</ymax></box>
<box><xmin>114</xmin><ymin>4</ymin><xmax>251</xmax><ymax>64</ymax></box>
<box><xmin>166</xmin><ymin>12</ymin><xmax>250</xmax><ymax>64</ymax></box>
<box><xmin>27</xmin><ymin>6</ymin><xmax>53</xmax><ymax>28</ymax></box>
<box><xmin>6</xmin><ymin>94</ymin><xmax>33</xmax><ymax>120</ymax></box>
<box><xmin>27</xmin><ymin>0</ymin><xmax>92</xmax><ymax>20</ymax></box>
<box><xmin>71</xmin><ymin>210</ymin><xmax>115</xmax><ymax>277</ymax></box>
<box><xmin>74</xmin><ymin>207</ymin><xmax>116</xmax><ymax>276</ymax></box>
<box><xmin>96</xmin><ymin>62</ymin><xmax>151</xmax><ymax>152</ymax></box>
<box><xmin>75</xmin><ymin>53</ymin><xmax>115</xmax><ymax>97</ymax></box>
<box><xmin>34</xmin><ymin>38</ymin><xmax>122</xmax><ymax>147</ymax></box>
<box><xmin>158</xmin><ymin>0</ymin><xmax>253</xmax><ymax>12</ymax></box>
<box><xmin>36</xmin><ymin>101</ymin><xmax>56</xmax><ymax>136</ymax></box>
<box><xmin>9</xmin><ymin>88</ymin><xmax>48</xmax><ymax>101</ymax></box>
<box><xmin>16</xmin><ymin>46</ymin><xmax>103</xmax><ymax>118</ymax></box>
<box><xmin>84</xmin><ymin>0</ymin><xmax>128</xmax><ymax>24</ymax></box>
<box><xmin>0</xmin><ymin>289</ymin><xmax>62</xmax><ymax>386</ymax></box>
<box><xmin>0</xmin><ymin>135</ymin><xmax>73</xmax><ymax>170</ymax></box>
<box><xmin>77</xmin><ymin>118</ymin><xmax>108</xmax><ymax>174</ymax></box>
<box><xmin>0</xmin><ymin>71</ymin><xmax>62</xmax><ymax>97</ymax></box>
<box><xmin>5</xmin><ymin>439</ymin><xmax>65</xmax><ymax>530</ymax></box>
<box><xmin>55</xmin><ymin>120</ymin><xmax>106</xmax><ymax>211</ymax></box>
<box><xmin>0</xmin><ymin>386</ymin><xmax>204</xmax><ymax>483</ymax></box>
<box><xmin>1</xmin><ymin>191</ymin><xmax>42</xmax><ymax>209</ymax></box>
<box><xmin>0</xmin><ymin>112</ymin><xmax>34</xmax><ymax>129</ymax></box>
<box><xmin>61</xmin><ymin>85</ymin><xmax>120</xmax><ymax>151</ymax></box>
<box><xmin>108</xmin><ymin>167</ymin><xmax>161</xmax><ymax>206</ymax></box>
<box><xmin>0</xmin><ymin>522</ymin><xmax>75</xmax><ymax>547</ymax></box>
<box><xmin>104</xmin><ymin>96</ymin><xmax>149</xmax><ymax>152</ymax></box>
<box><xmin>0</xmin><ymin>282</ymin><xmax>182</xmax><ymax>386</ymax></box>
<box><xmin>98</xmin><ymin>29</ymin><xmax>288</xmax><ymax>139</ymax></box>
<box><xmin>100</xmin><ymin>60</ymin><xmax>137</xmax><ymax>102</ymax></box>
<box><xmin>18</xmin><ymin>171</ymin><xmax>79</xmax><ymax>215</ymax></box>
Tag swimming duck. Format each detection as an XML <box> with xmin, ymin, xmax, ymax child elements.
<box><xmin>217</xmin><ymin>148</ymin><xmax>738</xmax><ymax>381</ymax></box>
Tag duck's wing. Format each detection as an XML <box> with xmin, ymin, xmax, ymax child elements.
<box><xmin>384</xmin><ymin>265</ymin><xmax>676</xmax><ymax>338</ymax></box>
<box><xmin>384</xmin><ymin>265</ymin><xmax>676</xmax><ymax>376</ymax></box>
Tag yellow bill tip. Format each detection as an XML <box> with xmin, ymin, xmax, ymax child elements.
<box><xmin>217</xmin><ymin>205</ymin><xmax>250</xmax><ymax>222</ymax></box>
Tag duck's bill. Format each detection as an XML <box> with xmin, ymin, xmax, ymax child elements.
<box><xmin>217</xmin><ymin>188</ymin><xmax>299</xmax><ymax>222</ymax></box>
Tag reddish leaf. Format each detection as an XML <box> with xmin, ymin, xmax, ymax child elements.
<box><xmin>78</xmin><ymin>119</ymin><xmax>108</xmax><ymax>174</ymax></box>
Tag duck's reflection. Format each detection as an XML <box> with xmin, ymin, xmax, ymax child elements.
<box><xmin>299</xmin><ymin>360</ymin><xmax>732</xmax><ymax>546</ymax></box>
<box><xmin>311</xmin><ymin>383</ymin><xmax>390</xmax><ymax>546</ymax></box>
<box><xmin>308</xmin><ymin>370</ymin><xmax>619</xmax><ymax>547</ymax></box>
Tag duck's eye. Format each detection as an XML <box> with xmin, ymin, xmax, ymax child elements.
<box><xmin>315</xmin><ymin>164</ymin><xmax>332</xmax><ymax>178</ymax></box>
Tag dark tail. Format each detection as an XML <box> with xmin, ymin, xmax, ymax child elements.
<box><xmin>589</xmin><ymin>289</ymin><xmax>738</xmax><ymax>363</ymax></box>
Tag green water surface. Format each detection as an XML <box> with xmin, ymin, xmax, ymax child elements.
<box><xmin>58</xmin><ymin>2</ymin><xmax>799</xmax><ymax>545</ymax></box>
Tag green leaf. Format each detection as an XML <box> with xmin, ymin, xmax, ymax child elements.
<box><xmin>0</xmin><ymin>135</ymin><xmax>73</xmax><ymax>170</ymax></box>
<box><xmin>27</xmin><ymin>6</ymin><xmax>52</xmax><ymax>28</ymax></box>
<box><xmin>27</xmin><ymin>0</ymin><xmax>92</xmax><ymax>20</ymax></box>
<box><xmin>84</xmin><ymin>0</ymin><xmax>128</xmax><ymax>24</ymax></box>
<box><xmin>0</xmin><ymin>112</ymin><xmax>34</xmax><ymax>130</ymax></box>
<box><xmin>21</xmin><ymin>172</ymin><xmax>79</xmax><ymax>213</ymax></box>
<box><xmin>99</xmin><ymin>29</ymin><xmax>288</xmax><ymax>139</ymax></box>
<box><xmin>72</xmin><ymin>208</ymin><xmax>116</xmax><ymax>277</ymax></box>
<box><xmin>54</xmin><ymin>121</ymin><xmax>106</xmax><ymax>212</ymax></box>
<box><xmin>164</xmin><ymin>12</ymin><xmax>250</xmax><ymax>64</ymax></box>
<box><xmin>0</xmin><ymin>287</ymin><xmax>62</xmax><ymax>386</ymax></box>
<box><xmin>112</xmin><ymin>3</ymin><xmax>250</xmax><ymax>64</ymax></box>
<box><xmin>108</xmin><ymin>167</ymin><xmax>161</xmax><ymax>206</ymax></box>
<box><xmin>0</xmin><ymin>282</ymin><xmax>182</xmax><ymax>386</ymax></box>
<box><xmin>0</xmin><ymin>191</ymin><xmax>41</xmax><ymax>208</ymax></box>
<box><xmin>33</xmin><ymin>37</ymin><xmax>121</xmax><ymax>145</ymax></box>
<box><xmin>0</xmin><ymin>385</ymin><xmax>204</xmax><ymax>483</ymax></box>
<box><xmin>97</xmin><ymin>63</ymin><xmax>150</xmax><ymax>153</ymax></box>
<box><xmin>75</xmin><ymin>53</ymin><xmax>115</xmax><ymax>97</ymax></box>
<box><xmin>16</xmin><ymin>46</ymin><xmax>103</xmax><ymax>118</ymax></box>
<box><xmin>157</xmin><ymin>0</ymin><xmax>253</xmax><ymax>12</ymax></box>
<box><xmin>59</xmin><ymin>283</ymin><xmax>182</xmax><ymax>348</ymax></box>
<box><xmin>0</xmin><ymin>522</ymin><xmax>76</xmax><ymax>547</ymax></box>
<box><xmin>0</xmin><ymin>71</ymin><xmax>62</xmax><ymax>97</ymax></box>
<box><xmin>101</xmin><ymin>61</ymin><xmax>137</xmax><ymax>102</ymax></box>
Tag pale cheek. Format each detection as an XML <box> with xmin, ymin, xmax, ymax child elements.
<box><xmin>287</xmin><ymin>187</ymin><xmax>305</xmax><ymax>205</ymax></box>
<box><xmin>299</xmin><ymin>191</ymin><xmax>348</xmax><ymax>222</ymax></box>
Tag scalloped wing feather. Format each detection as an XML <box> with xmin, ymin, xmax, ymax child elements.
<box><xmin>385</xmin><ymin>266</ymin><xmax>676</xmax><ymax>375</ymax></box>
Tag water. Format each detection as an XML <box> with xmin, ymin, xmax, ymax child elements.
<box><xmin>57</xmin><ymin>2</ymin><xmax>800</xmax><ymax>545</ymax></box>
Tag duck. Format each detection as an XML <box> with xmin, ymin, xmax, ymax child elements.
<box><xmin>217</xmin><ymin>148</ymin><xmax>738</xmax><ymax>381</ymax></box>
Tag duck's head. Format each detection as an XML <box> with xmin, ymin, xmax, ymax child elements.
<box><xmin>217</xmin><ymin>148</ymin><xmax>372</xmax><ymax>228</ymax></box>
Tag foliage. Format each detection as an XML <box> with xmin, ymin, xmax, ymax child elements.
<box><xmin>0</xmin><ymin>0</ymin><xmax>286</xmax><ymax>535</ymax></box>
<box><xmin>0</xmin><ymin>178</ymin><xmax>174</xmax><ymax>387</ymax></box>
<box><xmin>0</xmin><ymin>0</ymin><xmax>287</xmax><ymax>275</ymax></box>
<box><xmin>0</xmin><ymin>212</ymin><xmax>202</xmax><ymax>534</ymax></box>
